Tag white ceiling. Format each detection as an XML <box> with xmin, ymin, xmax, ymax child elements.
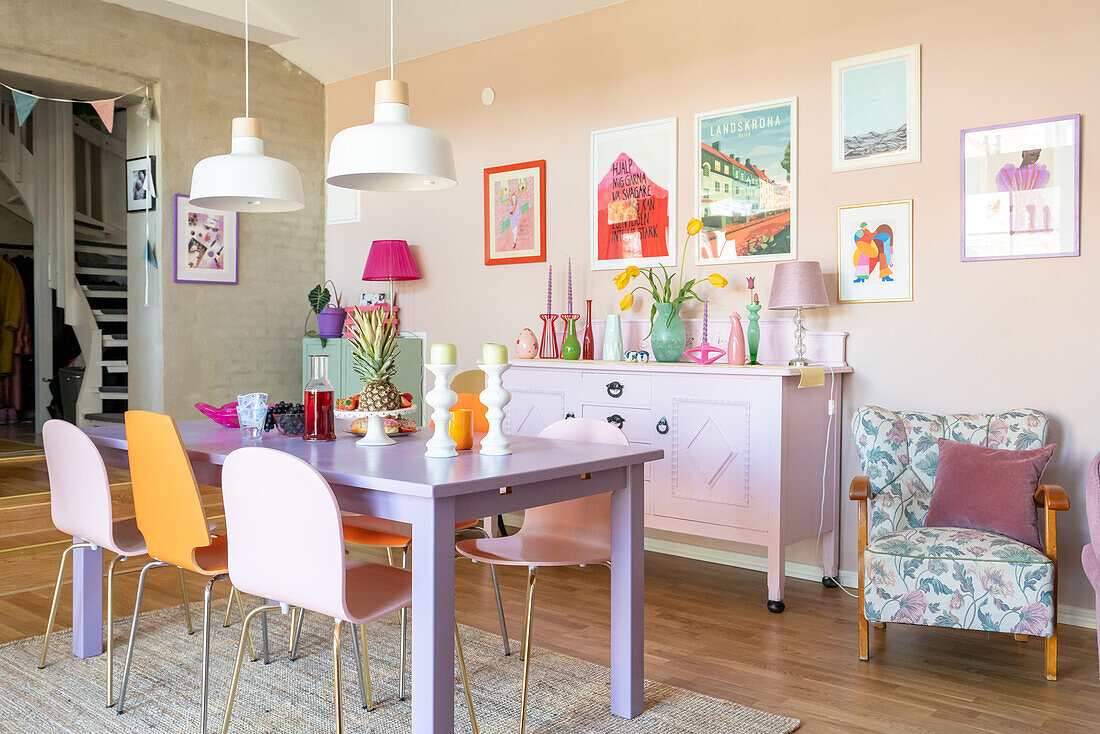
<box><xmin>104</xmin><ymin>0</ymin><xmax>627</xmax><ymax>84</ymax></box>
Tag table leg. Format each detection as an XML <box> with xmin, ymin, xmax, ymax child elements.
<box><xmin>610</xmin><ymin>464</ymin><xmax>644</xmax><ymax>718</ymax></box>
<box><xmin>410</xmin><ymin>496</ymin><xmax>456</xmax><ymax>734</ymax></box>
<box><xmin>72</xmin><ymin>540</ymin><xmax>103</xmax><ymax>658</ymax></box>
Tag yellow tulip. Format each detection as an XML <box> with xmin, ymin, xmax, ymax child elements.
<box><xmin>612</xmin><ymin>271</ymin><xmax>631</xmax><ymax>290</ymax></box>
<box><xmin>686</xmin><ymin>218</ymin><xmax>703</xmax><ymax>236</ymax></box>
<box><xmin>625</xmin><ymin>265</ymin><xmax>641</xmax><ymax>278</ymax></box>
<box><xmin>708</xmin><ymin>273</ymin><xmax>728</xmax><ymax>288</ymax></box>
<box><xmin>619</xmin><ymin>293</ymin><xmax>634</xmax><ymax>311</ymax></box>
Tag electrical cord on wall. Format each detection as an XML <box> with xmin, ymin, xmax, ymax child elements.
<box><xmin>813</xmin><ymin>361</ymin><xmax>857</xmax><ymax>599</ymax></box>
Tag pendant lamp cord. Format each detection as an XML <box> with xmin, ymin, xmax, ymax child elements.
<box><xmin>244</xmin><ymin>0</ymin><xmax>250</xmax><ymax>118</ymax></box>
<box><xmin>390</xmin><ymin>0</ymin><xmax>395</xmax><ymax>81</ymax></box>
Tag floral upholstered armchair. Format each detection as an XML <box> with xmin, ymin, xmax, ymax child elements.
<box><xmin>850</xmin><ymin>406</ymin><xmax>1069</xmax><ymax>680</ymax></box>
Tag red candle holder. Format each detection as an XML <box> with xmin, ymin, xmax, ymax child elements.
<box><xmin>538</xmin><ymin>314</ymin><xmax>560</xmax><ymax>359</ymax></box>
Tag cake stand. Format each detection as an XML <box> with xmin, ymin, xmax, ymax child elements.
<box><xmin>335</xmin><ymin>405</ymin><xmax>417</xmax><ymax>446</ymax></box>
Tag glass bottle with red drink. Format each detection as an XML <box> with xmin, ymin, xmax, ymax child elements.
<box><xmin>304</xmin><ymin>354</ymin><xmax>336</xmax><ymax>441</ymax></box>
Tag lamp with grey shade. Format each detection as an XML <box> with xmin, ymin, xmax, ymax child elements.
<box><xmin>768</xmin><ymin>261</ymin><xmax>829</xmax><ymax>366</ymax></box>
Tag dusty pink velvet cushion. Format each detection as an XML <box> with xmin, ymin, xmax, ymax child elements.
<box><xmin>924</xmin><ymin>439</ymin><xmax>1055</xmax><ymax>549</ymax></box>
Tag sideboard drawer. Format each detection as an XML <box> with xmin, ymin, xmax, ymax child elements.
<box><xmin>580</xmin><ymin>371</ymin><xmax>652</xmax><ymax>407</ymax></box>
<box><xmin>581</xmin><ymin>403</ymin><xmax>653</xmax><ymax>444</ymax></box>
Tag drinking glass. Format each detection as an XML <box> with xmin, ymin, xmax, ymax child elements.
<box><xmin>236</xmin><ymin>392</ymin><xmax>268</xmax><ymax>441</ymax></box>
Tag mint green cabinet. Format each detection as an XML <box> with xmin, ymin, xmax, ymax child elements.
<box><xmin>302</xmin><ymin>337</ymin><xmax>424</xmax><ymax>425</ymax></box>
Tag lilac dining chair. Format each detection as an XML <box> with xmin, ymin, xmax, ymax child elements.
<box><xmin>218</xmin><ymin>446</ymin><xmax>479</xmax><ymax>733</ymax></box>
<box><xmin>1082</xmin><ymin>452</ymin><xmax>1100</xmax><ymax>677</ymax></box>
<box><xmin>455</xmin><ymin>417</ymin><xmax>629</xmax><ymax>732</ymax></box>
<box><xmin>38</xmin><ymin>419</ymin><xmax>192</xmax><ymax>706</ymax></box>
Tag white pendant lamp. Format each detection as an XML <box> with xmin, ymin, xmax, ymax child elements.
<box><xmin>326</xmin><ymin>0</ymin><xmax>457</xmax><ymax>192</ymax></box>
<box><xmin>189</xmin><ymin>1</ymin><xmax>304</xmax><ymax>212</ymax></box>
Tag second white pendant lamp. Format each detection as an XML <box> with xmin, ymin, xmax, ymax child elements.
<box><xmin>326</xmin><ymin>0</ymin><xmax>457</xmax><ymax>192</ymax></box>
<box><xmin>189</xmin><ymin>0</ymin><xmax>304</xmax><ymax>212</ymax></box>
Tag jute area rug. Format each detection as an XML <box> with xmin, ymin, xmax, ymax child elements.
<box><xmin>0</xmin><ymin>602</ymin><xmax>800</xmax><ymax>733</ymax></box>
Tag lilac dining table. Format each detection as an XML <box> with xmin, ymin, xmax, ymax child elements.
<box><xmin>82</xmin><ymin>419</ymin><xmax>662</xmax><ymax>733</ymax></box>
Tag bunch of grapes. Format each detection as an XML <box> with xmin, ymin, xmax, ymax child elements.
<box><xmin>265</xmin><ymin>401</ymin><xmax>304</xmax><ymax>432</ymax></box>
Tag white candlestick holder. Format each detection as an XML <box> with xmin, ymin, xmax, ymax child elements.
<box><xmin>424</xmin><ymin>363</ymin><xmax>459</xmax><ymax>458</ymax></box>
<box><xmin>478</xmin><ymin>362</ymin><xmax>512</xmax><ymax>456</ymax></box>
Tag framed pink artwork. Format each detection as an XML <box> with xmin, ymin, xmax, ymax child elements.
<box><xmin>484</xmin><ymin>159</ymin><xmax>546</xmax><ymax>266</ymax></box>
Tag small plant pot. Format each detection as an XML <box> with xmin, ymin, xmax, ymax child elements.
<box><xmin>316</xmin><ymin>307</ymin><xmax>346</xmax><ymax>338</ymax></box>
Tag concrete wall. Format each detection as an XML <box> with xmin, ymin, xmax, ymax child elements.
<box><xmin>0</xmin><ymin>0</ymin><xmax>326</xmax><ymax>416</ymax></box>
<box><xmin>325</xmin><ymin>0</ymin><xmax>1100</xmax><ymax>616</ymax></box>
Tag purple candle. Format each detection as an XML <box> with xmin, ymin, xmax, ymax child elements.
<box><xmin>702</xmin><ymin>298</ymin><xmax>709</xmax><ymax>343</ymax></box>
<box><xmin>567</xmin><ymin>258</ymin><xmax>573</xmax><ymax>314</ymax></box>
<box><xmin>546</xmin><ymin>264</ymin><xmax>552</xmax><ymax>315</ymax></box>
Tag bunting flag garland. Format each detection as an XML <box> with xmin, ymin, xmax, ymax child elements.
<box><xmin>135</xmin><ymin>95</ymin><xmax>152</xmax><ymax>122</ymax></box>
<box><xmin>11</xmin><ymin>89</ymin><xmax>38</xmax><ymax>127</ymax></box>
<box><xmin>89</xmin><ymin>99</ymin><xmax>116</xmax><ymax>133</ymax></box>
<box><xmin>144</xmin><ymin>241</ymin><xmax>158</xmax><ymax>269</ymax></box>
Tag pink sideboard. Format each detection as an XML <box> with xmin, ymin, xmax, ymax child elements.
<box><xmin>504</xmin><ymin>324</ymin><xmax>850</xmax><ymax>612</ymax></box>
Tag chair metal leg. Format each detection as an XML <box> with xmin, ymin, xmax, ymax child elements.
<box><xmin>288</xmin><ymin>607</ymin><xmax>300</xmax><ymax>653</ymax></box>
<box><xmin>519</xmin><ymin>566</ymin><xmax>538</xmax><ymax>733</ymax></box>
<box><xmin>37</xmin><ymin>542</ymin><xmax>92</xmax><ymax>670</ymax></box>
<box><xmin>333</xmin><ymin>620</ymin><xmax>344</xmax><ymax>734</ymax></box>
<box><xmin>470</xmin><ymin>526</ymin><xmax>510</xmax><ymax>656</ymax></box>
<box><xmin>116</xmin><ymin>560</ymin><xmax>170</xmax><ymax>714</ymax></box>
<box><xmin>200</xmin><ymin>574</ymin><xmax>227</xmax><ymax>734</ymax></box>
<box><xmin>105</xmin><ymin>554</ymin><xmax>128</xmax><ymax>707</ymax></box>
<box><xmin>180</xmin><ymin>568</ymin><xmax>195</xmax><ymax>635</ymax></box>
<box><xmin>290</xmin><ymin>606</ymin><xmax>305</xmax><ymax>661</ymax></box>
<box><xmin>386</xmin><ymin>547</ymin><xmax>394</xmax><ymax>566</ymax></box>
<box><xmin>233</xmin><ymin>588</ymin><xmax>257</xmax><ymax>661</ymax></box>
<box><xmin>223</xmin><ymin>586</ymin><xmax>236</xmax><ymax>627</ymax></box>
<box><xmin>350</xmin><ymin>623</ymin><xmax>373</xmax><ymax>711</ymax></box>
<box><xmin>260</xmin><ymin>603</ymin><xmax>271</xmax><ymax>664</ymax></box>
<box><xmin>455</xmin><ymin>619</ymin><xmax>479</xmax><ymax>734</ymax></box>
<box><xmin>220</xmin><ymin>603</ymin><xmax>280</xmax><ymax>734</ymax></box>
<box><xmin>399</xmin><ymin>543</ymin><xmax>409</xmax><ymax>700</ymax></box>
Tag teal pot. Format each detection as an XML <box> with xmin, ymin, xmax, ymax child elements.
<box><xmin>650</xmin><ymin>303</ymin><xmax>686</xmax><ymax>363</ymax></box>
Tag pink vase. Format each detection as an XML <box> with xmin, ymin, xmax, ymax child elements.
<box><xmin>727</xmin><ymin>314</ymin><xmax>746</xmax><ymax>365</ymax></box>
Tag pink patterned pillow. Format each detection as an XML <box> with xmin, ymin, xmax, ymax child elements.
<box><xmin>924</xmin><ymin>439</ymin><xmax>1055</xmax><ymax>550</ymax></box>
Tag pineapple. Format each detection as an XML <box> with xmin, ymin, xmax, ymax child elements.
<box><xmin>347</xmin><ymin>307</ymin><xmax>403</xmax><ymax>412</ymax></box>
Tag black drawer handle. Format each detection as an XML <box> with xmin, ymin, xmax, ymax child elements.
<box><xmin>606</xmin><ymin>381</ymin><xmax>624</xmax><ymax>398</ymax></box>
<box><xmin>607</xmin><ymin>414</ymin><xmax>625</xmax><ymax>428</ymax></box>
<box><xmin>656</xmin><ymin>417</ymin><xmax>669</xmax><ymax>435</ymax></box>
<box><xmin>565</xmin><ymin>412</ymin><xmax>575</xmax><ymax>419</ymax></box>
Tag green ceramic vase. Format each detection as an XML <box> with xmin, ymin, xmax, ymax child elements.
<box><xmin>560</xmin><ymin>316</ymin><xmax>581</xmax><ymax>360</ymax></box>
<box><xmin>650</xmin><ymin>303</ymin><xmax>686</xmax><ymax>363</ymax></box>
<box><xmin>746</xmin><ymin>302</ymin><xmax>762</xmax><ymax>365</ymax></box>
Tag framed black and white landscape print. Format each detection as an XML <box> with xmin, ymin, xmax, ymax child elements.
<box><xmin>832</xmin><ymin>45</ymin><xmax>920</xmax><ymax>172</ymax></box>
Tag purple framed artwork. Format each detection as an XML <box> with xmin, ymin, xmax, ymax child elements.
<box><xmin>174</xmin><ymin>194</ymin><xmax>239</xmax><ymax>284</ymax></box>
<box><xmin>961</xmin><ymin>114</ymin><xmax>1080</xmax><ymax>261</ymax></box>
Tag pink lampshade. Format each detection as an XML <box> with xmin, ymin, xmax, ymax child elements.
<box><xmin>768</xmin><ymin>261</ymin><xmax>829</xmax><ymax>310</ymax></box>
<box><xmin>362</xmin><ymin>240</ymin><xmax>421</xmax><ymax>281</ymax></box>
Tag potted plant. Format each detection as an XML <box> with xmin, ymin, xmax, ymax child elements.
<box><xmin>613</xmin><ymin>218</ymin><xmax>728</xmax><ymax>362</ymax></box>
<box><xmin>306</xmin><ymin>281</ymin><xmax>346</xmax><ymax>340</ymax></box>
<box><xmin>346</xmin><ymin>307</ymin><xmax>403</xmax><ymax>411</ymax></box>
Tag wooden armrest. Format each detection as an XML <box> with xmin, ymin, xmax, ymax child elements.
<box><xmin>1034</xmin><ymin>484</ymin><xmax>1070</xmax><ymax>511</ymax></box>
<box><xmin>850</xmin><ymin>476</ymin><xmax>871</xmax><ymax>501</ymax></box>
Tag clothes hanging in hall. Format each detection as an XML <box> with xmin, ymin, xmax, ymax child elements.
<box><xmin>0</xmin><ymin>256</ymin><xmax>33</xmax><ymax>411</ymax></box>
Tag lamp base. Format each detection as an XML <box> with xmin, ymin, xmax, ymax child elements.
<box><xmin>788</xmin><ymin>357</ymin><xmax>812</xmax><ymax>367</ymax></box>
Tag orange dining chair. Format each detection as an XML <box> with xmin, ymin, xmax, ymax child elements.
<box><xmin>219</xmin><ymin>446</ymin><xmax>478</xmax><ymax>733</ymax></box>
<box><xmin>37</xmin><ymin>419</ymin><xmax>194</xmax><ymax>707</ymax></box>
<box><xmin>455</xmin><ymin>417</ymin><xmax>628</xmax><ymax>732</ymax></box>
<box><xmin>115</xmin><ymin>410</ymin><xmax>254</xmax><ymax>734</ymax></box>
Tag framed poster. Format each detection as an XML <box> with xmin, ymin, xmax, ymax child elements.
<box><xmin>695</xmin><ymin>97</ymin><xmax>796</xmax><ymax>264</ymax></box>
<box><xmin>590</xmin><ymin>117</ymin><xmax>677</xmax><ymax>271</ymax></box>
<box><xmin>126</xmin><ymin>155</ymin><xmax>156</xmax><ymax>212</ymax></box>
<box><xmin>484</xmin><ymin>160</ymin><xmax>546</xmax><ymax>266</ymax></box>
<box><xmin>837</xmin><ymin>199</ymin><xmax>913</xmax><ymax>304</ymax></box>
<box><xmin>174</xmin><ymin>194</ymin><xmax>239</xmax><ymax>285</ymax></box>
<box><xmin>832</xmin><ymin>45</ymin><xmax>921</xmax><ymax>172</ymax></box>
<box><xmin>961</xmin><ymin>114</ymin><xmax>1080</xmax><ymax>261</ymax></box>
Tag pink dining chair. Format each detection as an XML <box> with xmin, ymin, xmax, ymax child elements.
<box><xmin>455</xmin><ymin>417</ymin><xmax>628</xmax><ymax>732</ymax></box>
<box><xmin>1082</xmin><ymin>452</ymin><xmax>1100</xmax><ymax>677</ymax></box>
<box><xmin>37</xmin><ymin>419</ymin><xmax>193</xmax><ymax>707</ymax></box>
<box><xmin>218</xmin><ymin>446</ymin><xmax>479</xmax><ymax>733</ymax></box>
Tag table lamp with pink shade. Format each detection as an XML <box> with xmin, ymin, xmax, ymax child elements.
<box><xmin>768</xmin><ymin>260</ymin><xmax>829</xmax><ymax>367</ymax></box>
<box><xmin>362</xmin><ymin>239</ymin><xmax>421</xmax><ymax>308</ymax></box>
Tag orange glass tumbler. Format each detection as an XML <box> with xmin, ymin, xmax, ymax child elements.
<box><xmin>449</xmin><ymin>408</ymin><xmax>473</xmax><ymax>450</ymax></box>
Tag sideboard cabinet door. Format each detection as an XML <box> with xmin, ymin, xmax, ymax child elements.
<box><xmin>504</xmin><ymin>368</ymin><xmax>580</xmax><ymax>437</ymax></box>
<box><xmin>650</xmin><ymin>375</ymin><xmax>779</xmax><ymax>531</ymax></box>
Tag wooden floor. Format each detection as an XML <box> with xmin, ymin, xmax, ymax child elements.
<box><xmin>3</xmin><ymin>457</ymin><xmax>1099</xmax><ymax>733</ymax></box>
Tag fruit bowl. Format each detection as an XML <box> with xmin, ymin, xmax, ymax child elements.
<box><xmin>273</xmin><ymin>411</ymin><xmax>306</xmax><ymax>437</ymax></box>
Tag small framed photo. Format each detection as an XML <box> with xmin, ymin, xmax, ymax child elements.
<box><xmin>174</xmin><ymin>194</ymin><xmax>239</xmax><ymax>285</ymax></box>
<box><xmin>126</xmin><ymin>155</ymin><xmax>157</xmax><ymax>212</ymax></box>
<box><xmin>359</xmin><ymin>292</ymin><xmax>388</xmax><ymax>307</ymax></box>
<box><xmin>961</xmin><ymin>114</ymin><xmax>1080</xmax><ymax>261</ymax></box>
<box><xmin>832</xmin><ymin>45</ymin><xmax>920</xmax><ymax>172</ymax></box>
<box><xmin>837</xmin><ymin>199</ymin><xmax>913</xmax><ymax>304</ymax></box>
<box><xmin>484</xmin><ymin>160</ymin><xmax>546</xmax><ymax>266</ymax></box>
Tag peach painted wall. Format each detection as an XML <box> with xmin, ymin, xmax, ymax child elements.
<box><xmin>326</xmin><ymin>0</ymin><xmax>1100</xmax><ymax>616</ymax></box>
